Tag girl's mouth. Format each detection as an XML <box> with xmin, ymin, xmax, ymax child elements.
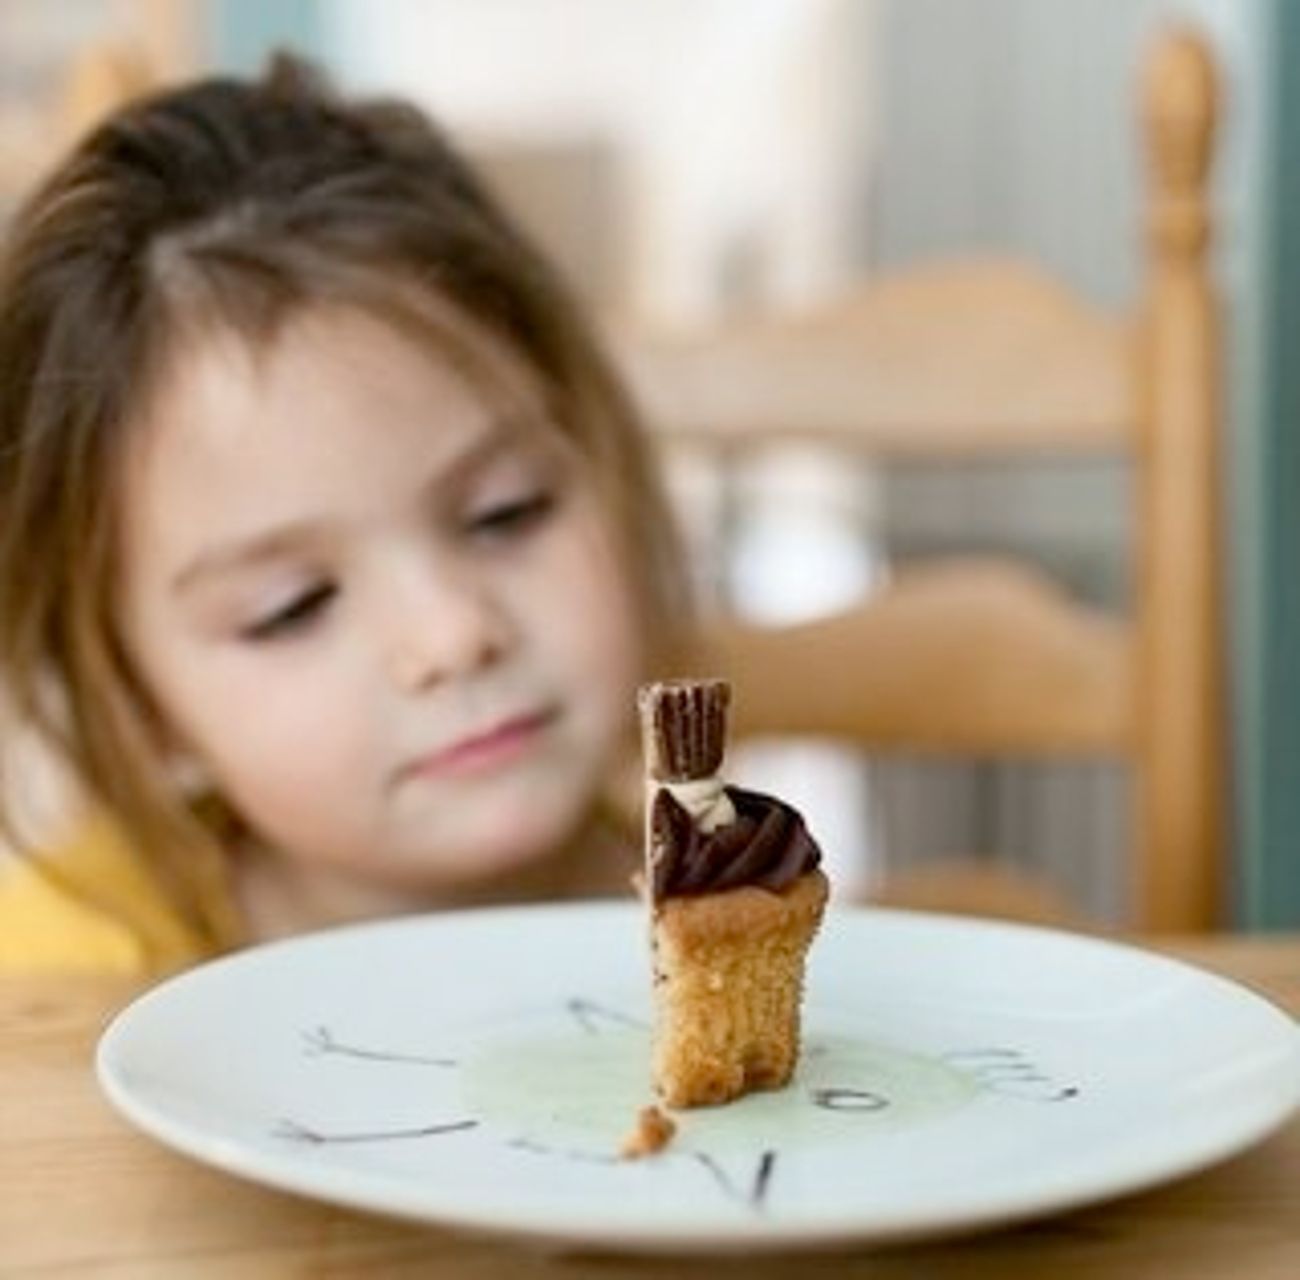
<box><xmin>402</xmin><ymin>709</ymin><xmax>556</xmax><ymax>781</ymax></box>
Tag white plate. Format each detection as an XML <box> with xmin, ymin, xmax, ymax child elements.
<box><xmin>97</xmin><ymin>903</ymin><xmax>1300</xmax><ymax>1253</ymax></box>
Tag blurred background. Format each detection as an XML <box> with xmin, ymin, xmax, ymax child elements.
<box><xmin>1</xmin><ymin>0</ymin><xmax>1295</xmax><ymax>931</ymax></box>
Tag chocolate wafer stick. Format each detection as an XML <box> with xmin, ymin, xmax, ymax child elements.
<box><xmin>637</xmin><ymin>679</ymin><xmax>731</xmax><ymax>781</ymax></box>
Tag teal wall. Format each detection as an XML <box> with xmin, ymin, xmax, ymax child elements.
<box><xmin>1240</xmin><ymin>0</ymin><xmax>1300</xmax><ymax>927</ymax></box>
<box><xmin>206</xmin><ymin>0</ymin><xmax>325</xmax><ymax>73</ymax></box>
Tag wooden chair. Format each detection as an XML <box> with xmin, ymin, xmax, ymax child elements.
<box><xmin>58</xmin><ymin>43</ymin><xmax>156</xmax><ymax>145</ymax></box>
<box><xmin>617</xmin><ymin>28</ymin><xmax>1224</xmax><ymax>933</ymax></box>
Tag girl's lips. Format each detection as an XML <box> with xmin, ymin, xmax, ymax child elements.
<box><xmin>403</xmin><ymin>710</ymin><xmax>555</xmax><ymax>781</ymax></box>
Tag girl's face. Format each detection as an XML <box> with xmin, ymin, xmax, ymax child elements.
<box><xmin>119</xmin><ymin>307</ymin><xmax>643</xmax><ymax>897</ymax></box>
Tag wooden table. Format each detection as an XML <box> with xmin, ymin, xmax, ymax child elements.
<box><xmin>3</xmin><ymin>935</ymin><xmax>1299</xmax><ymax>1278</ymax></box>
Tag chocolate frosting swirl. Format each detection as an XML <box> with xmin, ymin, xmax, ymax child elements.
<box><xmin>649</xmin><ymin>785</ymin><xmax>821</xmax><ymax>900</ymax></box>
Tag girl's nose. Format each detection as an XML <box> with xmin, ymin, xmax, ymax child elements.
<box><xmin>381</xmin><ymin>560</ymin><xmax>512</xmax><ymax>693</ymax></box>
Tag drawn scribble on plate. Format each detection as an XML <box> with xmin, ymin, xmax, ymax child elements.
<box><xmin>942</xmin><ymin>1048</ymin><xmax>1080</xmax><ymax>1102</ymax></box>
<box><xmin>272</xmin><ymin>996</ymin><xmax>1073</xmax><ymax>1213</ymax></box>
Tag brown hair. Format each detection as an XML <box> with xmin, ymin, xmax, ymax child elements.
<box><xmin>0</xmin><ymin>55</ymin><xmax>687</xmax><ymax>951</ymax></box>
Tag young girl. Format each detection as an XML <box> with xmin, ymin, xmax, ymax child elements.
<box><xmin>0</xmin><ymin>55</ymin><xmax>688</xmax><ymax>973</ymax></box>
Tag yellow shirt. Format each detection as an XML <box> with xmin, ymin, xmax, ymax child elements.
<box><xmin>0</xmin><ymin>816</ymin><xmax>235</xmax><ymax>975</ymax></box>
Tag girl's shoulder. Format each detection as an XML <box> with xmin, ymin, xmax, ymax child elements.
<box><xmin>0</xmin><ymin>815</ymin><xmax>219</xmax><ymax>975</ymax></box>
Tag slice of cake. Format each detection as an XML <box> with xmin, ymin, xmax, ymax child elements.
<box><xmin>638</xmin><ymin>678</ymin><xmax>829</xmax><ymax>1108</ymax></box>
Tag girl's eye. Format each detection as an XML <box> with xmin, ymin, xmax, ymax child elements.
<box><xmin>466</xmin><ymin>491</ymin><xmax>556</xmax><ymax>539</ymax></box>
<box><xmin>240</xmin><ymin>583</ymin><xmax>337</xmax><ymax>641</ymax></box>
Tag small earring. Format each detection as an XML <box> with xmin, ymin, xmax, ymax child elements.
<box><xmin>169</xmin><ymin>752</ymin><xmax>213</xmax><ymax>799</ymax></box>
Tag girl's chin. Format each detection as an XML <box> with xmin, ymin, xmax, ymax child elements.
<box><xmin>398</xmin><ymin>804</ymin><xmax>589</xmax><ymax>889</ymax></box>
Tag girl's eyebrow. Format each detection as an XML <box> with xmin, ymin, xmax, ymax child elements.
<box><xmin>169</xmin><ymin>414</ymin><xmax>533</xmax><ymax>595</ymax></box>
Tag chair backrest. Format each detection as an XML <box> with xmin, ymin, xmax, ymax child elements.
<box><xmin>616</xmin><ymin>28</ymin><xmax>1223</xmax><ymax>932</ymax></box>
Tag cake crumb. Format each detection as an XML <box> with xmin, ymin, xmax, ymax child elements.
<box><xmin>619</xmin><ymin>1105</ymin><xmax>676</xmax><ymax>1159</ymax></box>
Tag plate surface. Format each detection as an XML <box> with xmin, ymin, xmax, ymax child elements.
<box><xmin>97</xmin><ymin>903</ymin><xmax>1300</xmax><ymax>1251</ymax></box>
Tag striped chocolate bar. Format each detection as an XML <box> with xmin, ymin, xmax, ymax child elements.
<box><xmin>637</xmin><ymin>679</ymin><xmax>731</xmax><ymax>781</ymax></box>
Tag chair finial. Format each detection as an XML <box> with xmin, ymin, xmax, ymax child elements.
<box><xmin>1143</xmin><ymin>26</ymin><xmax>1219</xmax><ymax>260</ymax></box>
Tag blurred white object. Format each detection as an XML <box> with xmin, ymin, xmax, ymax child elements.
<box><xmin>0</xmin><ymin>713</ymin><xmax>84</xmax><ymax>857</ymax></box>
<box><xmin>728</xmin><ymin>446</ymin><xmax>883</xmax><ymax>622</ymax></box>
<box><xmin>723</xmin><ymin>446</ymin><xmax>885</xmax><ymax>897</ymax></box>
<box><xmin>323</xmin><ymin>0</ymin><xmax>876</xmax><ymax>323</ymax></box>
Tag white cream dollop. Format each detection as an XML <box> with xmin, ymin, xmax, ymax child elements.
<box><xmin>652</xmin><ymin>776</ymin><xmax>736</xmax><ymax>833</ymax></box>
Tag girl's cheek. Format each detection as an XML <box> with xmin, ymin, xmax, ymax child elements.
<box><xmin>183</xmin><ymin>650</ymin><xmax>347</xmax><ymax>758</ymax></box>
<box><xmin>554</xmin><ymin>526</ymin><xmax>643</xmax><ymax>689</ymax></box>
